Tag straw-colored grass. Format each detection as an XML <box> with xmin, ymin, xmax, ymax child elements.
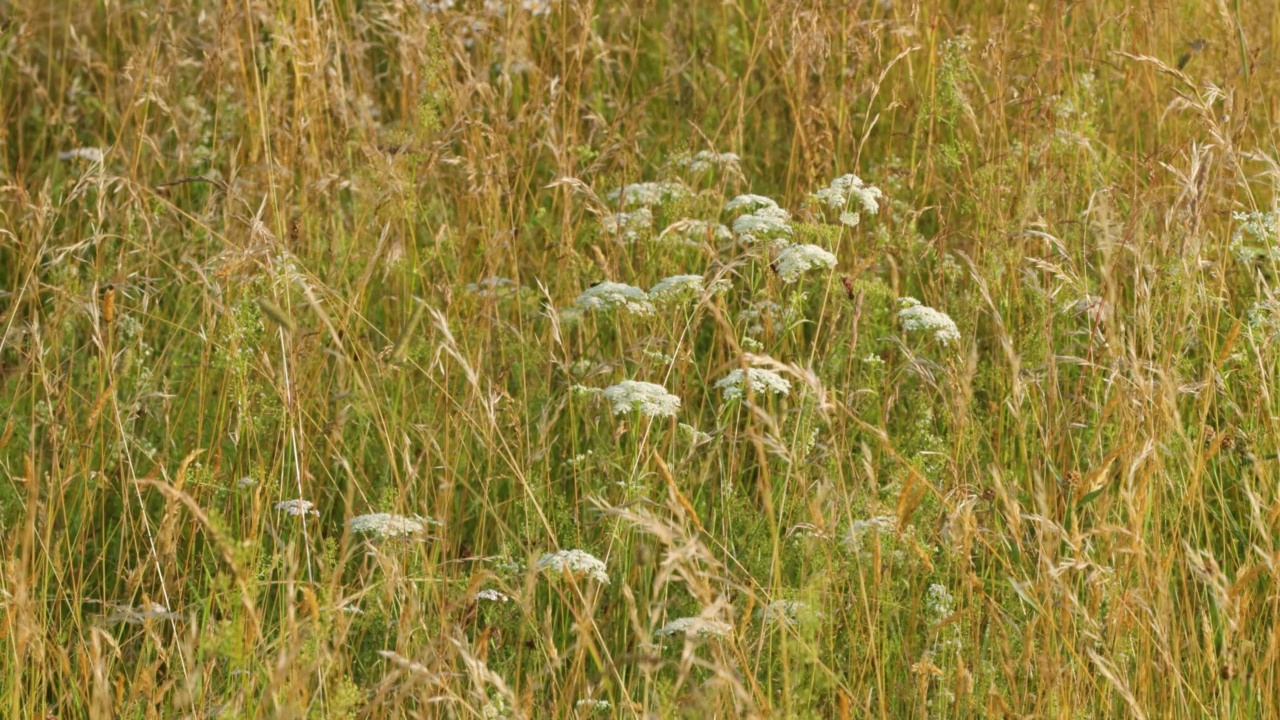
<box><xmin>3</xmin><ymin>1</ymin><xmax>1280</xmax><ymax>717</ymax></box>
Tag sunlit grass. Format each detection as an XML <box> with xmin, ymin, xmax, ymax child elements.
<box><xmin>2</xmin><ymin>1</ymin><xmax>1280</xmax><ymax>718</ymax></box>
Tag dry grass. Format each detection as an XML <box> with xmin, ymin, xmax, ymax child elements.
<box><xmin>3</xmin><ymin>0</ymin><xmax>1280</xmax><ymax>717</ymax></box>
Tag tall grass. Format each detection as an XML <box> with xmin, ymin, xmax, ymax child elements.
<box><xmin>2</xmin><ymin>0</ymin><xmax>1280</xmax><ymax>717</ymax></box>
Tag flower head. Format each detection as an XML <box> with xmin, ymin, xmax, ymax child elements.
<box><xmin>758</xmin><ymin>600</ymin><xmax>820</xmax><ymax>627</ymax></box>
<box><xmin>774</xmin><ymin>244</ymin><xmax>837</xmax><ymax>283</ymax></box>
<box><xmin>348</xmin><ymin>513</ymin><xmax>438</xmax><ymax>538</ymax></box>
<box><xmin>475</xmin><ymin>588</ymin><xmax>512</xmax><ymax>603</ymax></box>
<box><xmin>732</xmin><ymin>205</ymin><xmax>792</xmax><ymax>245</ymax></box>
<box><xmin>466</xmin><ymin>276</ymin><xmax>520</xmax><ymax>298</ymax></box>
<box><xmin>609</xmin><ymin>181</ymin><xmax>690</xmax><ymax>209</ymax></box>
<box><xmin>898</xmin><ymin>297</ymin><xmax>960</xmax><ymax>346</ymax></box>
<box><xmin>654</xmin><ymin>616</ymin><xmax>733</xmax><ymax>639</ymax></box>
<box><xmin>725</xmin><ymin>194</ymin><xmax>779</xmax><ymax>214</ymax></box>
<box><xmin>679</xmin><ymin>150</ymin><xmax>741</xmax><ymax>176</ymax></box>
<box><xmin>715</xmin><ymin>367</ymin><xmax>791</xmax><ymax>401</ymax></box>
<box><xmin>647</xmin><ymin>274</ymin><xmax>731</xmax><ymax>306</ymax></box>
<box><xmin>843</xmin><ymin>515</ymin><xmax>897</xmax><ymax>555</ymax></box>
<box><xmin>600</xmin><ymin>207</ymin><xmax>654</xmax><ymax>243</ymax></box>
<box><xmin>275</xmin><ymin>499</ymin><xmax>318</xmax><ymax>517</ymax></box>
<box><xmin>537</xmin><ymin>549</ymin><xmax>610</xmax><ymax>584</ymax></box>
<box><xmin>601</xmin><ymin>380</ymin><xmax>681</xmax><ymax>418</ymax></box>
<box><xmin>810</xmin><ymin>174</ymin><xmax>884</xmax><ymax>226</ymax></box>
<box><xmin>574</xmin><ymin>282</ymin><xmax>654</xmax><ymax>315</ymax></box>
<box><xmin>59</xmin><ymin>147</ymin><xmax>105</xmax><ymax>164</ymax></box>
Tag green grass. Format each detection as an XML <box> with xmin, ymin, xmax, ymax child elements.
<box><xmin>3</xmin><ymin>0</ymin><xmax>1280</xmax><ymax>717</ymax></box>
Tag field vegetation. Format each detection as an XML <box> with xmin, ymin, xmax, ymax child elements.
<box><xmin>3</xmin><ymin>0</ymin><xmax>1280</xmax><ymax>717</ymax></box>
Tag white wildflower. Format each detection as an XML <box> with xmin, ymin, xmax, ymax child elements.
<box><xmin>236</xmin><ymin>476</ymin><xmax>257</xmax><ymax>489</ymax></box>
<box><xmin>105</xmin><ymin>602</ymin><xmax>179</xmax><ymax>625</ymax></box>
<box><xmin>520</xmin><ymin>0</ymin><xmax>550</xmax><ymax>14</ymax></box>
<box><xmin>1231</xmin><ymin>210</ymin><xmax>1280</xmax><ymax>262</ymax></box>
<box><xmin>275</xmin><ymin>499</ymin><xmax>318</xmax><ymax>517</ymax></box>
<box><xmin>466</xmin><ymin>276</ymin><xmax>519</xmax><ymax>298</ymax></box>
<box><xmin>348</xmin><ymin>513</ymin><xmax>438</xmax><ymax>538</ymax></box>
<box><xmin>609</xmin><ymin>181</ymin><xmax>690</xmax><ymax>208</ymax></box>
<box><xmin>926</xmin><ymin>583</ymin><xmax>954</xmax><ymax>619</ymax></box>
<box><xmin>600</xmin><ymin>207</ymin><xmax>653</xmax><ymax>243</ymax></box>
<box><xmin>758</xmin><ymin>600</ymin><xmax>819</xmax><ymax>627</ymax></box>
<box><xmin>601</xmin><ymin>380</ymin><xmax>681</xmax><ymax>418</ymax></box>
<box><xmin>715</xmin><ymin>367</ymin><xmax>791</xmax><ymax>401</ymax></box>
<box><xmin>775</xmin><ymin>243</ymin><xmax>837</xmax><ymax>283</ymax></box>
<box><xmin>537</xmin><ymin>549</ymin><xmax>610</xmax><ymax>584</ymax></box>
<box><xmin>574</xmin><ymin>282</ymin><xmax>654</xmax><ymax>315</ymax></box>
<box><xmin>810</xmin><ymin>174</ymin><xmax>884</xmax><ymax>223</ymax></box>
<box><xmin>843</xmin><ymin>515</ymin><xmax>897</xmax><ymax>556</ymax></box>
<box><xmin>654</xmin><ymin>616</ymin><xmax>733</xmax><ymax>639</ymax></box>
<box><xmin>725</xmin><ymin>194</ymin><xmax>779</xmax><ymax>214</ymax></box>
<box><xmin>575</xmin><ymin>698</ymin><xmax>612</xmax><ymax>713</ymax></box>
<box><xmin>898</xmin><ymin>297</ymin><xmax>961</xmax><ymax>346</ymax></box>
<box><xmin>680</xmin><ymin>150</ymin><xmax>741</xmax><ymax>175</ymax></box>
<box><xmin>648</xmin><ymin>274</ymin><xmax>731</xmax><ymax>306</ymax></box>
<box><xmin>679</xmin><ymin>423</ymin><xmax>712</xmax><ymax>445</ymax></box>
<box><xmin>475</xmin><ymin>588</ymin><xmax>512</xmax><ymax>603</ymax></box>
<box><xmin>59</xmin><ymin>147</ymin><xmax>105</xmax><ymax>164</ymax></box>
<box><xmin>732</xmin><ymin>205</ymin><xmax>792</xmax><ymax>245</ymax></box>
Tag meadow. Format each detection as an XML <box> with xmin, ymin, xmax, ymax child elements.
<box><xmin>2</xmin><ymin>0</ymin><xmax>1280</xmax><ymax>717</ymax></box>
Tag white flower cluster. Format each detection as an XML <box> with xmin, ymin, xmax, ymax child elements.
<box><xmin>715</xmin><ymin>367</ymin><xmax>791</xmax><ymax>401</ymax></box>
<box><xmin>466</xmin><ymin>276</ymin><xmax>519</xmax><ymax>298</ymax></box>
<box><xmin>680</xmin><ymin>150</ymin><xmax>741</xmax><ymax>175</ymax></box>
<box><xmin>59</xmin><ymin>147</ymin><xmax>105</xmax><ymax>164</ymax></box>
<box><xmin>275</xmin><ymin>499</ymin><xmax>318</xmax><ymax>517</ymax></box>
<box><xmin>602</xmin><ymin>380</ymin><xmax>681</xmax><ymax>418</ymax></box>
<box><xmin>724</xmin><ymin>194</ymin><xmax>779</xmax><ymax>214</ymax></box>
<box><xmin>1230</xmin><ymin>210</ymin><xmax>1280</xmax><ymax>263</ymax></box>
<box><xmin>648</xmin><ymin>274</ymin><xmax>731</xmax><ymax>306</ymax></box>
<box><xmin>574</xmin><ymin>282</ymin><xmax>654</xmax><ymax>315</ymax></box>
<box><xmin>758</xmin><ymin>600</ymin><xmax>818</xmax><ymax>627</ymax></box>
<box><xmin>475</xmin><ymin>588</ymin><xmax>512</xmax><ymax>603</ymax></box>
<box><xmin>575</xmin><ymin>699</ymin><xmax>612</xmax><ymax>713</ymax></box>
<box><xmin>654</xmin><ymin>616</ymin><xmax>733</xmax><ymax>639</ymax></box>
<box><xmin>609</xmin><ymin>181</ymin><xmax>690</xmax><ymax>208</ymax></box>
<box><xmin>348</xmin><ymin>513</ymin><xmax>437</xmax><ymax>538</ymax></box>
<box><xmin>898</xmin><ymin>297</ymin><xmax>961</xmax><ymax>346</ymax></box>
<box><xmin>731</xmin><ymin>205</ymin><xmax>792</xmax><ymax>246</ymax></box>
<box><xmin>105</xmin><ymin>602</ymin><xmax>179</xmax><ymax>625</ymax></box>
<box><xmin>926</xmin><ymin>583</ymin><xmax>954</xmax><ymax>619</ymax></box>
<box><xmin>775</xmin><ymin>243</ymin><xmax>837</xmax><ymax>283</ymax></box>
<box><xmin>811</xmin><ymin>173</ymin><xmax>883</xmax><ymax>227</ymax></box>
<box><xmin>843</xmin><ymin>515</ymin><xmax>897</xmax><ymax>556</ymax></box>
<box><xmin>601</xmin><ymin>207</ymin><xmax>653</xmax><ymax>243</ymax></box>
<box><xmin>537</xmin><ymin>549</ymin><xmax>610</xmax><ymax>584</ymax></box>
<box><xmin>521</xmin><ymin>0</ymin><xmax>550</xmax><ymax>15</ymax></box>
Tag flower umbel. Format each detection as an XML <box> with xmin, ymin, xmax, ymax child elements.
<box><xmin>601</xmin><ymin>380</ymin><xmax>681</xmax><ymax>418</ymax></box>
<box><xmin>537</xmin><ymin>549</ymin><xmax>610</xmax><ymax>584</ymax></box>
<box><xmin>774</xmin><ymin>244</ymin><xmax>837</xmax><ymax>283</ymax></box>
<box><xmin>715</xmin><ymin>367</ymin><xmax>791</xmax><ymax>401</ymax></box>
<box><xmin>275</xmin><ymin>499</ymin><xmax>318</xmax><ymax>517</ymax></box>
<box><xmin>898</xmin><ymin>297</ymin><xmax>961</xmax><ymax>346</ymax></box>
<box><xmin>348</xmin><ymin>513</ymin><xmax>438</xmax><ymax>538</ymax></box>
<box><xmin>574</xmin><ymin>282</ymin><xmax>654</xmax><ymax>315</ymax></box>
<box><xmin>654</xmin><ymin>616</ymin><xmax>733</xmax><ymax>639</ymax></box>
<box><xmin>609</xmin><ymin>181</ymin><xmax>690</xmax><ymax>208</ymax></box>
<box><xmin>648</xmin><ymin>274</ymin><xmax>731</xmax><ymax>306</ymax></box>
